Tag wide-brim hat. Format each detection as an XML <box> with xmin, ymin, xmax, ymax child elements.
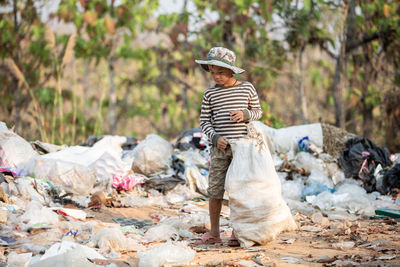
<box><xmin>195</xmin><ymin>47</ymin><xmax>245</xmax><ymax>74</ymax></box>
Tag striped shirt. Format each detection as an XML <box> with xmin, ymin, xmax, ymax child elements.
<box><xmin>200</xmin><ymin>81</ymin><xmax>262</xmax><ymax>146</ymax></box>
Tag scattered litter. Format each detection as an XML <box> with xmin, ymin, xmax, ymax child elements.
<box><xmin>377</xmin><ymin>255</ymin><xmax>396</xmax><ymax>260</ymax></box>
<box><xmin>281</xmin><ymin>256</ymin><xmax>301</xmax><ymax>264</ymax></box>
<box><xmin>91</xmin><ymin>227</ymin><xmax>144</xmax><ymax>253</ymax></box>
<box><xmin>112</xmin><ymin>217</ymin><xmax>153</xmax><ymax>228</ymax></box>
<box><xmin>281</xmin><ymin>238</ymin><xmax>296</xmax><ymax>244</ymax></box>
<box><xmin>137</xmin><ymin>240</ymin><xmax>195</xmax><ymax>267</ymax></box>
<box><xmin>332</xmin><ymin>241</ymin><xmax>355</xmax><ymax>250</ymax></box>
<box><xmin>375</xmin><ymin>207</ymin><xmax>400</xmax><ymax>219</ymax></box>
<box><xmin>300</xmin><ymin>225</ymin><xmax>323</xmax><ymax>232</ymax></box>
<box><xmin>0</xmin><ymin>119</ymin><xmax>398</xmax><ymax>265</ymax></box>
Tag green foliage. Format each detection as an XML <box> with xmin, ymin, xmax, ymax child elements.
<box><xmin>0</xmin><ymin>0</ymin><xmax>399</xmax><ymax>146</ymax></box>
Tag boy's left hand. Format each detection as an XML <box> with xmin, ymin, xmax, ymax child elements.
<box><xmin>230</xmin><ymin>110</ymin><xmax>244</xmax><ymax>123</ymax></box>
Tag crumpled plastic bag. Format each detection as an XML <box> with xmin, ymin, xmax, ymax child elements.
<box><xmin>91</xmin><ymin>227</ymin><xmax>144</xmax><ymax>253</ymax></box>
<box><xmin>144</xmin><ymin>223</ymin><xmax>179</xmax><ymax>242</ymax></box>
<box><xmin>185</xmin><ymin>166</ymin><xmax>208</xmax><ymax>196</ymax></box>
<box><xmin>137</xmin><ymin>240</ymin><xmax>195</xmax><ymax>267</ymax></box>
<box><xmin>7</xmin><ymin>251</ymin><xmax>32</xmax><ymax>267</ymax></box>
<box><xmin>30</xmin><ymin>240</ymin><xmax>105</xmax><ymax>267</ymax></box>
<box><xmin>0</xmin><ymin>130</ymin><xmax>37</xmax><ymax>168</ymax></box>
<box><xmin>131</xmin><ymin>134</ymin><xmax>173</xmax><ymax>176</ymax></box>
<box><xmin>226</xmin><ymin>122</ymin><xmax>297</xmax><ymax>247</ymax></box>
<box><xmin>112</xmin><ymin>174</ymin><xmax>145</xmax><ymax>191</ymax></box>
<box><xmin>18</xmin><ymin>201</ymin><xmax>59</xmax><ymax>227</ymax></box>
<box><xmin>252</xmin><ymin>121</ymin><xmax>323</xmax><ymax>159</ymax></box>
<box><xmin>23</xmin><ymin>136</ymin><xmax>130</xmax><ymax>196</ymax></box>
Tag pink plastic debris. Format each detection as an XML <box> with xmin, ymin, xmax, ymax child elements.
<box><xmin>112</xmin><ymin>174</ymin><xmax>145</xmax><ymax>191</ymax></box>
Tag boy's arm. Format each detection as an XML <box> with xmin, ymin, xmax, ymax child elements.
<box><xmin>200</xmin><ymin>94</ymin><xmax>221</xmax><ymax>147</ymax></box>
<box><xmin>242</xmin><ymin>84</ymin><xmax>262</xmax><ymax>121</ymax></box>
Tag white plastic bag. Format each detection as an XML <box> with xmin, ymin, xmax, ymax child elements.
<box><xmin>137</xmin><ymin>240</ymin><xmax>195</xmax><ymax>267</ymax></box>
<box><xmin>185</xmin><ymin>166</ymin><xmax>208</xmax><ymax>196</ymax></box>
<box><xmin>30</xmin><ymin>241</ymin><xmax>105</xmax><ymax>267</ymax></box>
<box><xmin>0</xmin><ymin>130</ymin><xmax>37</xmax><ymax>168</ymax></box>
<box><xmin>225</xmin><ymin>122</ymin><xmax>297</xmax><ymax>247</ymax></box>
<box><xmin>131</xmin><ymin>134</ymin><xmax>173</xmax><ymax>176</ymax></box>
<box><xmin>19</xmin><ymin>201</ymin><xmax>59</xmax><ymax>226</ymax></box>
<box><xmin>23</xmin><ymin>137</ymin><xmax>130</xmax><ymax>196</ymax></box>
<box><xmin>144</xmin><ymin>224</ymin><xmax>179</xmax><ymax>242</ymax></box>
<box><xmin>91</xmin><ymin>227</ymin><xmax>143</xmax><ymax>253</ymax></box>
<box><xmin>7</xmin><ymin>252</ymin><xmax>32</xmax><ymax>267</ymax></box>
<box><xmin>252</xmin><ymin>121</ymin><xmax>323</xmax><ymax>157</ymax></box>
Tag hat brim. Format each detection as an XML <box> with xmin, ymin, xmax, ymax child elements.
<box><xmin>195</xmin><ymin>59</ymin><xmax>245</xmax><ymax>74</ymax></box>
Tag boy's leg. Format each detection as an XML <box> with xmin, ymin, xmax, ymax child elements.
<box><xmin>207</xmin><ymin>146</ymin><xmax>232</xmax><ymax>238</ymax></box>
<box><xmin>209</xmin><ymin>198</ymin><xmax>222</xmax><ymax>237</ymax></box>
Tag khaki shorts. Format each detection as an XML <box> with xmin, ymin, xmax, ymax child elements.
<box><xmin>207</xmin><ymin>145</ymin><xmax>233</xmax><ymax>199</ymax></box>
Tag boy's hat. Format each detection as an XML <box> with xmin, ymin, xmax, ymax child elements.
<box><xmin>195</xmin><ymin>47</ymin><xmax>245</xmax><ymax>74</ymax></box>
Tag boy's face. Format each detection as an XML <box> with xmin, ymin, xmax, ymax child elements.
<box><xmin>209</xmin><ymin>65</ymin><xmax>234</xmax><ymax>86</ymax></box>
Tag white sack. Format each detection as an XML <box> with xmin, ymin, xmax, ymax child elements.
<box><xmin>131</xmin><ymin>134</ymin><xmax>173</xmax><ymax>176</ymax></box>
<box><xmin>226</xmin><ymin>122</ymin><xmax>297</xmax><ymax>247</ymax></box>
<box><xmin>0</xmin><ymin>130</ymin><xmax>37</xmax><ymax>168</ymax></box>
<box><xmin>252</xmin><ymin>121</ymin><xmax>323</xmax><ymax>157</ymax></box>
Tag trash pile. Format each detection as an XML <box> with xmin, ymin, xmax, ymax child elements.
<box><xmin>0</xmin><ymin>120</ymin><xmax>399</xmax><ymax>266</ymax></box>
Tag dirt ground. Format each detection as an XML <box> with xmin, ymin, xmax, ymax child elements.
<box><xmin>88</xmin><ymin>201</ymin><xmax>400</xmax><ymax>267</ymax></box>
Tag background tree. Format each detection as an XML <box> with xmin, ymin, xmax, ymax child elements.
<box><xmin>0</xmin><ymin>0</ymin><xmax>399</xmax><ymax>152</ymax></box>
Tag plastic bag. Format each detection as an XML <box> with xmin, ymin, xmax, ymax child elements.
<box><xmin>23</xmin><ymin>138</ymin><xmax>130</xmax><ymax>196</ymax></box>
<box><xmin>225</xmin><ymin>122</ymin><xmax>297</xmax><ymax>247</ymax></box>
<box><xmin>0</xmin><ymin>130</ymin><xmax>37</xmax><ymax>168</ymax></box>
<box><xmin>15</xmin><ymin>178</ymin><xmax>47</xmax><ymax>204</ymax></box>
<box><xmin>91</xmin><ymin>227</ymin><xmax>143</xmax><ymax>253</ymax></box>
<box><xmin>7</xmin><ymin>251</ymin><xmax>32</xmax><ymax>267</ymax></box>
<box><xmin>295</xmin><ymin>152</ymin><xmax>328</xmax><ymax>176</ymax></box>
<box><xmin>19</xmin><ymin>201</ymin><xmax>59</xmax><ymax>226</ymax></box>
<box><xmin>29</xmin><ymin>248</ymin><xmax>97</xmax><ymax>267</ymax></box>
<box><xmin>251</xmin><ymin>121</ymin><xmax>323</xmax><ymax>158</ymax></box>
<box><xmin>137</xmin><ymin>240</ymin><xmax>195</xmax><ymax>267</ymax></box>
<box><xmin>131</xmin><ymin>134</ymin><xmax>173</xmax><ymax>176</ymax></box>
<box><xmin>112</xmin><ymin>174</ymin><xmax>145</xmax><ymax>191</ymax></box>
<box><xmin>176</xmin><ymin>150</ymin><xmax>208</xmax><ymax>168</ymax></box>
<box><xmin>0</xmin><ymin>121</ymin><xmax>7</xmax><ymax>132</ymax></box>
<box><xmin>301</xmin><ymin>181</ymin><xmax>334</xmax><ymax>199</ymax></box>
<box><xmin>281</xmin><ymin>179</ymin><xmax>304</xmax><ymax>201</ymax></box>
<box><xmin>305</xmin><ymin>182</ymin><xmax>382</xmax><ymax>216</ymax></box>
<box><xmin>30</xmin><ymin>241</ymin><xmax>105</xmax><ymax>267</ymax></box>
<box><xmin>185</xmin><ymin>166</ymin><xmax>208</xmax><ymax>196</ymax></box>
<box><xmin>144</xmin><ymin>224</ymin><xmax>179</xmax><ymax>242</ymax></box>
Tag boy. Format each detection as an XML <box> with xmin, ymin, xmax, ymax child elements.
<box><xmin>195</xmin><ymin>47</ymin><xmax>262</xmax><ymax>245</ymax></box>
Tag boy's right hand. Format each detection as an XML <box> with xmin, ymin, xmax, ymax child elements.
<box><xmin>217</xmin><ymin>136</ymin><xmax>228</xmax><ymax>151</ymax></box>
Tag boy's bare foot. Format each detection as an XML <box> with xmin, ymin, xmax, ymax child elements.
<box><xmin>194</xmin><ymin>232</ymin><xmax>222</xmax><ymax>245</ymax></box>
<box><xmin>228</xmin><ymin>233</ymin><xmax>240</xmax><ymax>247</ymax></box>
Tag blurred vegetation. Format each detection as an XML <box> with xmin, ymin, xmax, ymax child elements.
<box><xmin>0</xmin><ymin>0</ymin><xmax>399</xmax><ymax>152</ymax></box>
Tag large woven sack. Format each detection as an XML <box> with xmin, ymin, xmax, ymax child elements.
<box><xmin>226</xmin><ymin>122</ymin><xmax>297</xmax><ymax>247</ymax></box>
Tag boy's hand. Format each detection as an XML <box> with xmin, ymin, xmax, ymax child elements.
<box><xmin>217</xmin><ymin>136</ymin><xmax>228</xmax><ymax>151</ymax></box>
<box><xmin>230</xmin><ymin>110</ymin><xmax>244</xmax><ymax>123</ymax></box>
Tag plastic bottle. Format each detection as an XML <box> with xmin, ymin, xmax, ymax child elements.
<box><xmin>298</xmin><ymin>136</ymin><xmax>323</xmax><ymax>154</ymax></box>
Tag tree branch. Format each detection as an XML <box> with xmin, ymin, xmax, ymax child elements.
<box><xmin>346</xmin><ymin>29</ymin><xmax>393</xmax><ymax>52</ymax></box>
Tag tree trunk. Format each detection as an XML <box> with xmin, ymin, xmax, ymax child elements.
<box><xmin>297</xmin><ymin>48</ymin><xmax>308</xmax><ymax>123</ymax></box>
<box><xmin>384</xmin><ymin>87</ymin><xmax>400</xmax><ymax>151</ymax></box>
<box><xmin>108</xmin><ymin>56</ymin><xmax>117</xmax><ymax>134</ymax></box>
<box><xmin>330</xmin><ymin>1</ymin><xmax>351</xmax><ymax>128</ymax></box>
<box><xmin>182</xmin><ymin>82</ymin><xmax>189</xmax><ymax>130</ymax></box>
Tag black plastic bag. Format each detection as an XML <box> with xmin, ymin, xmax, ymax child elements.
<box><xmin>381</xmin><ymin>163</ymin><xmax>400</xmax><ymax>194</ymax></box>
<box><xmin>339</xmin><ymin>137</ymin><xmax>391</xmax><ymax>192</ymax></box>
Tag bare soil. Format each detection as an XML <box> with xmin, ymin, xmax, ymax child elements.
<box><xmin>89</xmin><ymin>202</ymin><xmax>400</xmax><ymax>267</ymax></box>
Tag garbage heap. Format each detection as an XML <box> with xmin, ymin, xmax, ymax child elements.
<box><xmin>0</xmin><ymin>121</ymin><xmax>399</xmax><ymax>266</ymax></box>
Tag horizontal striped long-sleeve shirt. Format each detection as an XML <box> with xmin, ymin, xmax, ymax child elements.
<box><xmin>200</xmin><ymin>81</ymin><xmax>262</xmax><ymax>146</ymax></box>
